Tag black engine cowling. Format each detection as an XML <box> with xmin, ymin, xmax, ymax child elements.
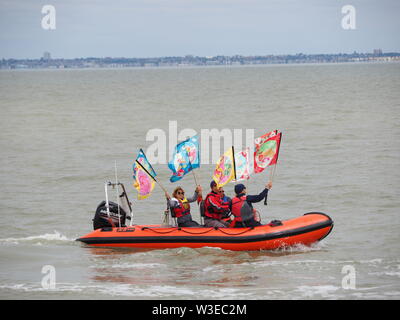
<box><xmin>93</xmin><ymin>201</ymin><xmax>127</xmax><ymax>230</ymax></box>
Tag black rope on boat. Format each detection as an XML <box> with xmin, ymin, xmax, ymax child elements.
<box><xmin>140</xmin><ymin>226</ymin><xmax>255</xmax><ymax>236</ymax></box>
<box><xmin>141</xmin><ymin>226</ymin><xmax>216</xmax><ymax>235</ymax></box>
<box><xmin>140</xmin><ymin>227</ymin><xmax>178</xmax><ymax>234</ymax></box>
<box><xmin>179</xmin><ymin>228</ymin><xmax>219</xmax><ymax>235</ymax></box>
<box><xmin>217</xmin><ymin>227</ymin><xmax>254</xmax><ymax>236</ymax></box>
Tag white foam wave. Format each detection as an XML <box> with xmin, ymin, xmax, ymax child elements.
<box><xmin>0</xmin><ymin>282</ymin><xmax>252</xmax><ymax>299</ymax></box>
<box><xmin>2</xmin><ymin>282</ymin><xmax>399</xmax><ymax>300</ymax></box>
<box><xmin>369</xmin><ymin>271</ymin><xmax>400</xmax><ymax>277</ymax></box>
<box><xmin>97</xmin><ymin>284</ymin><xmax>253</xmax><ymax>299</ymax></box>
<box><xmin>0</xmin><ymin>283</ymin><xmax>86</xmax><ymax>293</ymax></box>
<box><xmin>295</xmin><ymin>285</ymin><xmax>341</xmax><ymax>299</ymax></box>
<box><xmin>109</xmin><ymin>263</ymin><xmax>165</xmax><ymax>269</ymax></box>
<box><xmin>359</xmin><ymin>258</ymin><xmax>383</xmax><ymax>264</ymax></box>
<box><xmin>271</xmin><ymin>241</ymin><xmax>326</xmax><ymax>253</ymax></box>
<box><xmin>0</xmin><ymin>231</ymin><xmax>73</xmax><ymax>246</ymax></box>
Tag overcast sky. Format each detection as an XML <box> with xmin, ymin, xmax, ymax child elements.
<box><xmin>0</xmin><ymin>0</ymin><xmax>399</xmax><ymax>59</ymax></box>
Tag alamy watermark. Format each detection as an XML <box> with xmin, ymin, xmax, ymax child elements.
<box><xmin>41</xmin><ymin>5</ymin><xmax>56</xmax><ymax>30</ymax></box>
<box><xmin>341</xmin><ymin>5</ymin><xmax>356</xmax><ymax>30</ymax></box>
<box><xmin>341</xmin><ymin>265</ymin><xmax>356</xmax><ymax>290</ymax></box>
<box><xmin>145</xmin><ymin>121</ymin><xmax>255</xmax><ymax>165</ymax></box>
<box><xmin>40</xmin><ymin>5</ymin><xmax>356</xmax><ymax>32</ymax></box>
<box><xmin>41</xmin><ymin>265</ymin><xmax>56</xmax><ymax>289</ymax></box>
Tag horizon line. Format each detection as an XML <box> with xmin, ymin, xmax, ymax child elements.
<box><xmin>3</xmin><ymin>50</ymin><xmax>400</xmax><ymax>61</ymax></box>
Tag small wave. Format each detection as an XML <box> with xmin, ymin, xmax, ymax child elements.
<box><xmin>0</xmin><ymin>231</ymin><xmax>73</xmax><ymax>246</ymax></box>
<box><xmin>202</xmin><ymin>265</ymin><xmax>225</xmax><ymax>273</ymax></box>
<box><xmin>0</xmin><ymin>282</ymin><xmax>252</xmax><ymax>299</ymax></box>
<box><xmin>109</xmin><ymin>263</ymin><xmax>166</xmax><ymax>269</ymax></box>
<box><xmin>270</xmin><ymin>241</ymin><xmax>326</xmax><ymax>254</ymax></box>
<box><xmin>0</xmin><ymin>283</ymin><xmax>85</xmax><ymax>293</ymax></box>
<box><xmin>359</xmin><ymin>258</ymin><xmax>383</xmax><ymax>264</ymax></box>
<box><xmin>161</xmin><ymin>246</ymin><xmax>223</xmax><ymax>257</ymax></box>
<box><xmin>296</xmin><ymin>285</ymin><xmax>341</xmax><ymax>299</ymax></box>
<box><xmin>369</xmin><ymin>271</ymin><xmax>400</xmax><ymax>277</ymax></box>
<box><xmin>96</xmin><ymin>284</ymin><xmax>252</xmax><ymax>299</ymax></box>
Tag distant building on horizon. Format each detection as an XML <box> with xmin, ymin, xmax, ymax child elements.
<box><xmin>42</xmin><ymin>51</ymin><xmax>51</xmax><ymax>61</ymax></box>
<box><xmin>373</xmin><ymin>49</ymin><xmax>383</xmax><ymax>56</ymax></box>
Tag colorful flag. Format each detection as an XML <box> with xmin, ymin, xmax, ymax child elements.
<box><xmin>168</xmin><ymin>135</ymin><xmax>200</xmax><ymax>183</ymax></box>
<box><xmin>132</xmin><ymin>149</ymin><xmax>157</xmax><ymax>199</ymax></box>
<box><xmin>234</xmin><ymin>147</ymin><xmax>251</xmax><ymax>181</ymax></box>
<box><xmin>213</xmin><ymin>146</ymin><xmax>236</xmax><ymax>188</ymax></box>
<box><xmin>254</xmin><ymin>130</ymin><xmax>282</xmax><ymax>173</ymax></box>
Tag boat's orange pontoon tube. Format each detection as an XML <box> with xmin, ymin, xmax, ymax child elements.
<box><xmin>77</xmin><ymin>212</ymin><xmax>333</xmax><ymax>251</ymax></box>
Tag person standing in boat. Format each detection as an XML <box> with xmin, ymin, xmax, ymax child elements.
<box><xmin>230</xmin><ymin>182</ymin><xmax>273</xmax><ymax>228</ymax></box>
<box><xmin>203</xmin><ymin>181</ymin><xmax>231</xmax><ymax>228</ymax></box>
<box><xmin>165</xmin><ymin>186</ymin><xmax>202</xmax><ymax>227</ymax></box>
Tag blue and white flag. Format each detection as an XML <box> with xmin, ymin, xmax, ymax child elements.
<box><xmin>168</xmin><ymin>135</ymin><xmax>200</xmax><ymax>182</ymax></box>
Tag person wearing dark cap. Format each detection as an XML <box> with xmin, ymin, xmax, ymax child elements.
<box><xmin>203</xmin><ymin>180</ymin><xmax>231</xmax><ymax>228</ymax></box>
<box><xmin>230</xmin><ymin>182</ymin><xmax>273</xmax><ymax>228</ymax></box>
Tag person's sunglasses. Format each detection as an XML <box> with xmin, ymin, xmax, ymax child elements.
<box><xmin>177</xmin><ymin>191</ymin><xmax>185</xmax><ymax>195</ymax></box>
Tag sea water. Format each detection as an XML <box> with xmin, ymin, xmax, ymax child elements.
<box><xmin>0</xmin><ymin>63</ymin><xmax>399</xmax><ymax>299</ymax></box>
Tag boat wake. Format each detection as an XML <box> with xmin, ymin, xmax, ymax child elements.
<box><xmin>272</xmin><ymin>241</ymin><xmax>327</xmax><ymax>252</ymax></box>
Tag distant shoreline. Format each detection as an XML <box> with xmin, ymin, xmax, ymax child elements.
<box><xmin>0</xmin><ymin>60</ymin><xmax>400</xmax><ymax>72</ymax></box>
<box><xmin>3</xmin><ymin>52</ymin><xmax>400</xmax><ymax>69</ymax></box>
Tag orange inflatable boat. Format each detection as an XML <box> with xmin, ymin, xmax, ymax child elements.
<box><xmin>77</xmin><ymin>212</ymin><xmax>333</xmax><ymax>251</ymax></box>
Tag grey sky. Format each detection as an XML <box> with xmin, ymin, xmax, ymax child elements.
<box><xmin>0</xmin><ymin>0</ymin><xmax>399</xmax><ymax>59</ymax></box>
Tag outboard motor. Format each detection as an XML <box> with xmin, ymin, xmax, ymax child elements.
<box><xmin>92</xmin><ymin>182</ymin><xmax>133</xmax><ymax>230</ymax></box>
<box><xmin>93</xmin><ymin>200</ymin><xmax>127</xmax><ymax>230</ymax></box>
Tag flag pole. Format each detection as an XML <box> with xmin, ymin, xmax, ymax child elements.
<box><xmin>138</xmin><ymin>148</ymin><xmax>168</xmax><ymax>194</ymax></box>
<box><xmin>135</xmin><ymin>160</ymin><xmax>167</xmax><ymax>194</ymax></box>
<box><xmin>264</xmin><ymin>131</ymin><xmax>282</xmax><ymax>205</ymax></box>
<box><xmin>232</xmin><ymin>146</ymin><xmax>237</xmax><ymax>181</ymax></box>
<box><xmin>269</xmin><ymin>164</ymin><xmax>276</xmax><ymax>183</ymax></box>
<box><xmin>270</xmin><ymin>131</ymin><xmax>282</xmax><ymax>183</ymax></box>
<box><xmin>192</xmin><ymin>169</ymin><xmax>199</xmax><ymax>186</ymax></box>
<box><xmin>186</xmin><ymin>150</ymin><xmax>199</xmax><ymax>187</ymax></box>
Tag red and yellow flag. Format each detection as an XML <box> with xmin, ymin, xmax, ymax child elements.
<box><xmin>254</xmin><ymin>130</ymin><xmax>282</xmax><ymax>174</ymax></box>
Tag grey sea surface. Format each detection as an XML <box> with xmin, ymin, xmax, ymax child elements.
<box><xmin>0</xmin><ymin>63</ymin><xmax>399</xmax><ymax>299</ymax></box>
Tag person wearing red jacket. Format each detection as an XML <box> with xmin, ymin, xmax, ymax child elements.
<box><xmin>230</xmin><ymin>182</ymin><xmax>272</xmax><ymax>228</ymax></box>
<box><xmin>165</xmin><ymin>185</ymin><xmax>202</xmax><ymax>227</ymax></box>
<box><xmin>203</xmin><ymin>181</ymin><xmax>231</xmax><ymax>228</ymax></box>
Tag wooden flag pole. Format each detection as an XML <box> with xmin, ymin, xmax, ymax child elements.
<box><xmin>264</xmin><ymin>131</ymin><xmax>282</xmax><ymax>205</ymax></box>
<box><xmin>272</xmin><ymin>131</ymin><xmax>282</xmax><ymax>182</ymax></box>
<box><xmin>186</xmin><ymin>150</ymin><xmax>199</xmax><ymax>187</ymax></box>
<box><xmin>191</xmin><ymin>169</ymin><xmax>199</xmax><ymax>186</ymax></box>
<box><xmin>269</xmin><ymin>163</ymin><xmax>278</xmax><ymax>183</ymax></box>
<box><xmin>264</xmin><ymin>166</ymin><xmax>273</xmax><ymax>206</ymax></box>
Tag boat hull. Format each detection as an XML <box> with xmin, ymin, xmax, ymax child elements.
<box><xmin>76</xmin><ymin>212</ymin><xmax>333</xmax><ymax>251</ymax></box>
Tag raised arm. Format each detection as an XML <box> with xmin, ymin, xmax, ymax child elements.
<box><xmin>185</xmin><ymin>191</ymin><xmax>199</xmax><ymax>203</ymax></box>
<box><xmin>185</xmin><ymin>185</ymin><xmax>203</xmax><ymax>203</ymax></box>
<box><xmin>246</xmin><ymin>182</ymin><xmax>272</xmax><ymax>203</ymax></box>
